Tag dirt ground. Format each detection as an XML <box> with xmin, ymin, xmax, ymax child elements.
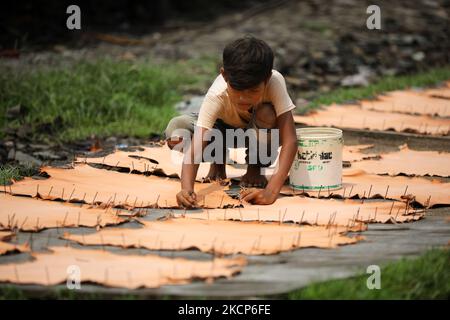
<box><xmin>2</xmin><ymin>0</ymin><xmax>449</xmax><ymax>99</ymax></box>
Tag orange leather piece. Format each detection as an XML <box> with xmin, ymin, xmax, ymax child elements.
<box><xmin>174</xmin><ymin>196</ymin><xmax>423</xmax><ymax>226</ymax></box>
<box><xmin>294</xmin><ymin>104</ymin><xmax>450</xmax><ymax>135</ymax></box>
<box><xmin>0</xmin><ymin>193</ymin><xmax>125</xmax><ymax>231</ymax></box>
<box><xmin>7</xmin><ymin>164</ymin><xmax>240</xmax><ymax>209</ymax></box>
<box><xmin>77</xmin><ymin>145</ymin><xmax>246</xmax><ymax>181</ymax></box>
<box><xmin>280</xmin><ymin>169</ymin><xmax>449</xmax><ymax>207</ymax></box>
<box><xmin>351</xmin><ymin>144</ymin><xmax>450</xmax><ymax>177</ymax></box>
<box><xmin>63</xmin><ymin>218</ymin><xmax>363</xmax><ymax>256</ymax></box>
<box><xmin>0</xmin><ymin>246</ymin><xmax>246</xmax><ymax>289</ymax></box>
<box><xmin>360</xmin><ymin>90</ymin><xmax>450</xmax><ymax>117</ymax></box>
<box><xmin>0</xmin><ymin>231</ymin><xmax>29</xmax><ymax>255</ymax></box>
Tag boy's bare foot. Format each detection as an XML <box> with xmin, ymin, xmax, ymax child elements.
<box><xmin>204</xmin><ymin>163</ymin><xmax>227</xmax><ymax>182</ymax></box>
<box><xmin>240</xmin><ymin>164</ymin><xmax>267</xmax><ymax>188</ymax></box>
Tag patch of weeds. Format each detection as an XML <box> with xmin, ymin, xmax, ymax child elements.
<box><xmin>0</xmin><ymin>163</ymin><xmax>39</xmax><ymax>185</ymax></box>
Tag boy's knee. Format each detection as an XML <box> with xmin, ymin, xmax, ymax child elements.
<box><xmin>164</xmin><ymin>115</ymin><xmax>195</xmax><ymax>140</ymax></box>
<box><xmin>254</xmin><ymin>103</ymin><xmax>277</xmax><ymax>129</ymax></box>
<box><xmin>165</xmin><ymin>115</ymin><xmax>195</xmax><ymax>150</ymax></box>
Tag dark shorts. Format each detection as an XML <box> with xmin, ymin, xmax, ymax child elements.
<box><xmin>164</xmin><ymin>105</ymin><xmax>278</xmax><ymax>167</ymax></box>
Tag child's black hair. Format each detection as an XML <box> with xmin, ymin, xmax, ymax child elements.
<box><xmin>222</xmin><ymin>36</ymin><xmax>274</xmax><ymax>91</ymax></box>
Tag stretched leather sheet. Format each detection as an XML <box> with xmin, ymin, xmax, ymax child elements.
<box><xmin>280</xmin><ymin>169</ymin><xmax>450</xmax><ymax>207</ymax></box>
<box><xmin>174</xmin><ymin>196</ymin><xmax>423</xmax><ymax>226</ymax></box>
<box><xmin>342</xmin><ymin>144</ymin><xmax>379</xmax><ymax>162</ymax></box>
<box><xmin>0</xmin><ymin>193</ymin><xmax>125</xmax><ymax>232</ymax></box>
<box><xmin>0</xmin><ymin>246</ymin><xmax>246</xmax><ymax>289</ymax></box>
<box><xmin>360</xmin><ymin>91</ymin><xmax>450</xmax><ymax>117</ymax></box>
<box><xmin>424</xmin><ymin>82</ymin><xmax>450</xmax><ymax>100</ymax></box>
<box><xmin>351</xmin><ymin>145</ymin><xmax>450</xmax><ymax>177</ymax></box>
<box><xmin>293</xmin><ymin>104</ymin><xmax>450</xmax><ymax>136</ymax></box>
<box><xmin>426</xmin><ymin>88</ymin><xmax>450</xmax><ymax>99</ymax></box>
<box><xmin>7</xmin><ymin>164</ymin><xmax>239</xmax><ymax>209</ymax></box>
<box><xmin>0</xmin><ymin>231</ymin><xmax>29</xmax><ymax>255</ymax></box>
<box><xmin>76</xmin><ymin>145</ymin><xmax>246</xmax><ymax>181</ymax></box>
<box><xmin>77</xmin><ymin>144</ymin><xmax>378</xmax><ymax>185</ymax></box>
<box><xmin>63</xmin><ymin>218</ymin><xmax>362</xmax><ymax>255</ymax></box>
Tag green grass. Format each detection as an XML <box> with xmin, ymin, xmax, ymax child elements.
<box><xmin>284</xmin><ymin>248</ymin><xmax>450</xmax><ymax>300</ymax></box>
<box><xmin>0</xmin><ymin>285</ymin><xmax>27</xmax><ymax>300</ymax></box>
<box><xmin>0</xmin><ymin>163</ymin><xmax>39</xmax><ymax>185</ymax></box>
<box><xmin>1</xmin><ymin>59</ymin><xmax>448</xmax><ymax>140</ymax></box>
<box><xmin>298</xmin><ymin>65</ymin><xmax>450</xmax><ymax>114</ymax></box>
<box><xmin>0</xmin><ymin>57</ymin><xmax>217</xmax><ymax>143</ymax></box>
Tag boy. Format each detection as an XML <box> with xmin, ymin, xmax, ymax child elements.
<box><xmin>165</xmin><ymin>36</ymin><xmax>297</xmax><ymax>207</ymax></box>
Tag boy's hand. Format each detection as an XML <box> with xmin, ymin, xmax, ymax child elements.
<box><xmin>241</xmin><ymin>188</ymin><xmax>277</xmax><ymax>205</ymax></box>
<box><xmin>176</xmin><ymin>189</ymin><xmax>198</xmax><ymax>208</ymax></box>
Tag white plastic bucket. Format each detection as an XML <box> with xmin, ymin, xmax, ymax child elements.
<box><xmin>289</xmin><ymin>127</ymin><xmax>343</xmax><ymax>191</ymax></box>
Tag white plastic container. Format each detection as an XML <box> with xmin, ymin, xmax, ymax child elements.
<box><xmin>289</xmin><ymin>127</ymin><xmax>343</xmax><ymax>191</ymax></box>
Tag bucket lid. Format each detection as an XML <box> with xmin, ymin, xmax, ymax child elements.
<box><xmin>296</xmin><ymin>127</ymin><xmax>343</xmax><ymax>139</ymax></box>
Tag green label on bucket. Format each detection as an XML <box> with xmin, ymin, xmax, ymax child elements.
<box><xmin>299</xmin><ymin>139</ymin><xmax>320</xmax><ymax>147</ymax></box>
<box><xmin>307</xmin><ymin>164</ymin><xmax>324</xmax><ymax>171</ymax></box>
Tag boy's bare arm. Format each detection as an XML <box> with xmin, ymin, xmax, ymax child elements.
<box><xmin>243</xmin><ymin>111</ymin><xmax>297</xmax><ymax>204</ymax></box>
<box><xmin>177</xmin><ymin>127</ymin><xmax>209</xmax><ymax>207</ymax></box>
<box><xmin>266</xmin><ymin>111</ymin><xmax>297</xmax><ymax>193</ymax></box>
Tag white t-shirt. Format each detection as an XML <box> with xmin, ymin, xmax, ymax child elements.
<box><xmin>196</xmin><ymin>70</ymin><xmax>296</xmax><ymax>129</ymax></box>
